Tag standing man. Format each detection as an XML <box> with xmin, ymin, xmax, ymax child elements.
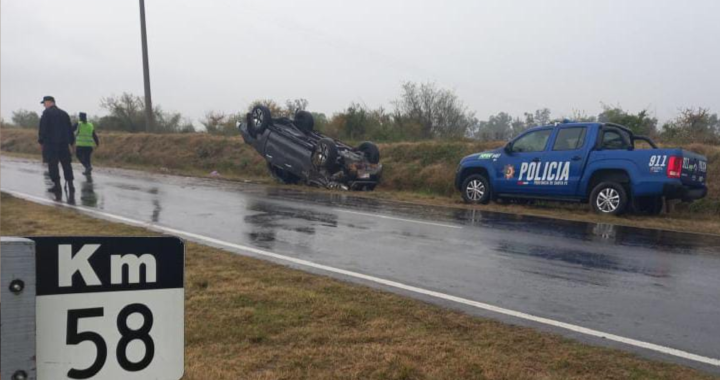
<box><xmin>38</xmin><ymin>95</ymin><xmax>75</xmax><ymax>192</ymax></box>
<box><xmin>74</xmin><ymin>112</ymin><xmax>99</xmax><ymax>175</ymax></box>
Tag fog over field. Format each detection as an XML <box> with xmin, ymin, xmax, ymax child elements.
<box><xmin>2</xmin><ymin>0</ymin><xmax>719</xmax><ymax>123</ymax></box>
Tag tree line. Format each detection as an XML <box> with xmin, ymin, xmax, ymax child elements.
<box><xmin>3</xmin><ymin>82</ymin><xmax>719</xmax><ymax>144</ymax></box>
<box><xmin>5</xmin><ymin>93</ymin><xmax>195</xmax><ymax>134</ymax></box>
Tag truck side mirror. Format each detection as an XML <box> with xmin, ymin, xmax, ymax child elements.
<box><xmin>504</xmin><ymin>142</ymin><xmax>512</xmax><ymax>154</ymax></box>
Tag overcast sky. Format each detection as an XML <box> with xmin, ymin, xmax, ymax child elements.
<box><xmin>2</xmin><ymin>0</ymin><xmax>719</xmax><ymax>126</ymax></box>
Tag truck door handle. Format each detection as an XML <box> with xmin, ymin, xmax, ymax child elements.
<box><xmin>284</xmin><ymin>164</ymin><xmax>292</xmax><ymax>168</ymax></box>
<box><xmin>532</xmin><ymin>158</ymin><xmax>541</xmax><ymax>162</ymax></box>
<box><xmin>572</xmin><ymin>156</ymin><xmax>582</xmax><ymax>161</ymax></box>
<box><xmin>265</xmin><ymin>154</ymin><xmax>273</xmax><ymax>159</ymax></box>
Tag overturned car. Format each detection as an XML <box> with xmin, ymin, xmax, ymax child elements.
<box><xmin>239</xmin><ymin>105</ymin><xmax>382</xmax><ymax>190</ymax></box>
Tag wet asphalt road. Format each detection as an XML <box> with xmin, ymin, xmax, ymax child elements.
<box><xmin>2</xmin><ymin>157</ymin><xmax>720</xmax><ymax>372</ymax></box>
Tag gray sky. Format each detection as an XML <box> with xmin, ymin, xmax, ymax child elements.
<box><xmin>2</xmin><ymin>0</ymin><xmax>719</xmax><ymax>126</ymax></box>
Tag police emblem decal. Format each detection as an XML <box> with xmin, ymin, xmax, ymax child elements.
<box><xmin>504</xmin><ymin>164</ymin><xmax>515</xmax><ymax>179</ymax></box>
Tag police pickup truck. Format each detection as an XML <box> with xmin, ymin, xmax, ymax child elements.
<box><xmin>455</xmin><ymin>122</ymin><xmax>708</xmax><ymax>215</ymax></box>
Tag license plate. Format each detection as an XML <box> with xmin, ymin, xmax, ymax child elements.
<box><xmin>359</xmin><ymin>171</ymin><xmax>370</xmax><ymax>179</ymax></box>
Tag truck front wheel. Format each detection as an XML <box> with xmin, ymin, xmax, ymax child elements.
<box><xmin>461</xmin><ymin>174</ymin><xmax>491</xmax><ymax>205</ymax></box>
<box><xmin>590</xmin><ymin>182</ymin><xmax>628</xmax><ymax>215</ymax></box>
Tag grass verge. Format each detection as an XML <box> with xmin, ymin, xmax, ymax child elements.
<box><xmin>1</xmin><ymin>193</ymin><xmax>716</xmax><ymax>380</ymax></box>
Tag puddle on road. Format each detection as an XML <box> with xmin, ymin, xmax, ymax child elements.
<box><xmin>496</xmin><ymin>240</ymin><xmax>670</xmax><ymax>278</ymax></box>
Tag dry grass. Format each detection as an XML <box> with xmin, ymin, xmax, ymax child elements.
<box><xmin>1</xmin><ymin>193</ymin><xmax>717</xmax><ymax>380</ymax></box>
<box><xmin>2</xmin><ymin>128</ymin><xmax>719</xmax><ymax>235</ymax></box>
<box><xmin>0</xmin><ymin>128</ymin><xmax>270</xmax><ymax>181</ymax></box>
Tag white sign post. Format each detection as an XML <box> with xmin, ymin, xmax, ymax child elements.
<box><xmin>27</xmin><ymin>236</ymin><xmax>184</xmax><ymax>380</ymax></box>
<box><xmin>1</xmin><ymin>237</ymin><xmax>37</xmax><ymax>380</ymax></box>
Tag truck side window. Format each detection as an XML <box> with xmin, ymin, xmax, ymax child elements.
<box><xmin>512</xmin><ymin>129</ymin><xmax>552</xmax><ymax>153</ymax></box>
<box><xmin>553</xmin><ymin>127</ymin><xmax>587</xmax><ymax>151</ymax></box>
<box><xmin>601</xmin><ymin>129</ymin><xmax>630</xmax><ymax>150</ymax></box>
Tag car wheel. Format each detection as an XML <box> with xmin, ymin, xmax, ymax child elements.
<box><xmin>312</xmin><ymin>138</ymin><xmax>339</xmax><ymax>172</ymax></box>
<box><xmin>250</xmin><ymin>105</ymin><xmax>272</xmax><ymax>135</ymax></box>
<box><xmin>294</xmin><ymin>110</ymin><xmax>315</xmax><ymax>134</ymax></box>
<box><xmin>590</xmin><ymin>182</ymin><xmax>628</xmax><ymax>215</ymax></box>
<box><xmin>357</xmin><ymin>141</ymin><xmax>380</xmax><ymax>164</ymax></box>
<box><xmin>461</xmin><ymin>174</ymin><xmax>491</xmax><ymax>205</ymax></box>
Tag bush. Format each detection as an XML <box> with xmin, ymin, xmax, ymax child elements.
<box><xmin>11</xmin><ymin>109</ymin><xmax>40</xmax><ymax>129</ymax></box>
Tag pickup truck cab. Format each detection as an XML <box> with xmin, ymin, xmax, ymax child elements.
<box><xmin>455</xmin><ymin>122</ymin><xmax>708</xmax><ymax>215</ymax></box>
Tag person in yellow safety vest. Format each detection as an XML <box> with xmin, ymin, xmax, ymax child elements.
<box><xmin>74</xmin><ymin>112</ymin><xmax>99</xmax><ymax>175</ymax></box>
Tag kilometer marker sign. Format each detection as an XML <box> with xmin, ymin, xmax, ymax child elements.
<box><xmin>31</xmin><ymin>237</ymin><xmax>184</xmax><ymax>380</ymax></box>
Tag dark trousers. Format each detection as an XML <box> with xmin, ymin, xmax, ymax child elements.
<box><xmin>45</xmin><ymin>144</ymin><xmax>74</xmax><ymax>182</ymax></box>
<box><xmin>76</xmin><ymin>146</ymin><xmax>93</xmax><ymax>170</ymax></box>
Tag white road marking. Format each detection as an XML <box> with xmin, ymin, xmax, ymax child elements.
<box><xmin>333</xmin><ymin>209</ymin><xmax>463</xmax><ymax>229</ymax></box>
<box><xmin>4</xmin><ymin>189</ymin><xmax>719</xmax><ymax>368</ymax></box>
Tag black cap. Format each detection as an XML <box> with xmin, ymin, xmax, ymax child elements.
<box><xmin>41</xmin><ymin>95</ymin><xmax>55</xmax><ymax>103</ymax></box>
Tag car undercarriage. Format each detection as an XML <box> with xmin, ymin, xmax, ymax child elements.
<box><xmin>239</xmin><ymin>105</ymin><xmax>382</xmax><ymax>191</ymax></box>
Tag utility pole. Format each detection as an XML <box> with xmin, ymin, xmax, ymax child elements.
<box><xmin>139</xmin><ymin>0</ymin><xmax>154</xmax><ymax>132</ymax></box>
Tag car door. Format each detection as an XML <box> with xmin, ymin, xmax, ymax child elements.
<box><xmin>267</xmin><ymin>127</ymin><xmax>312</xmax><ymax>177</ymax></box>
<box><xmin>264</xmin><ymin>130</ymin><xmax>289</xmax><ymax>169</ymax></box>
<box><xmin>280</xmin><ymin>128</ymin><xmax>314</xmax><ymax>176</ymax></box>
<box><xmin>534</xmin><ymin>125</ymin><xmax>589</xmax><ymax>196</ymax></box>
<box><xmin>493</xmin><ymin>128</ymin><xmax>553</xmax><ymax>194</ymax></box>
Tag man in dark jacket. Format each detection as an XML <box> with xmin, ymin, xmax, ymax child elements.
<box><xmin>38</xmin><ymin>96</ymin><xmax>75</xmax><ymax>192</ymax></box>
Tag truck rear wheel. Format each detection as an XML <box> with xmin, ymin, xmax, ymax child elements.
<box><xmin>590</xmin><ymin>182</ymin><xmax>628</xmax><ymax>215</ymax></box>
<box><xmin>357</xmin><ymin>141</ymin><xmax>380</xmax><ymax>164</ymax></box>
<box><xmin>461</xmin><ymin>174</ymin><xmax>491</xmax><ymax>205</ymax></box>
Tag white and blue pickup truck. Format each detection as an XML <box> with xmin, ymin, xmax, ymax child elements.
<box><xmin>455</xmin><ymin>122</ymin><xmax>708</xmax><ymax>215</ymax></box>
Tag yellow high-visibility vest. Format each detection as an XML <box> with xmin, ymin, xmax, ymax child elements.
<box><xmin>76</xmin><ymin>122</ymin><xmax>96</xmax><ymax>147</ymax></box>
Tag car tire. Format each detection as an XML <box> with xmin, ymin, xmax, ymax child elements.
<box><xmin>461</xmin><ymin>174</ymin><xmax>491</xmax><ymax>205</ymax></box>
<box><xmin>357</xmin><ymin>141</ymin><xmax>380</xmax><ymax>164</ymax></box>
<box><xmin>312</xmin><ymin>138</ymin><xmax>339</xmax><ymax>172</ymax></box>
<box><xmin>294</xmin><ymin>110</ymin><xmax>315</xmax><ymax>134</ymax></box>
<box><xmin>590</xmin><ymin>182</ymin><xmax>628</xmax><ymax>215</ymax></box>
<box><xmin>250</xmin><ymin>105</ymin><xmax>272</xmax><ymax>135</ymax></box>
